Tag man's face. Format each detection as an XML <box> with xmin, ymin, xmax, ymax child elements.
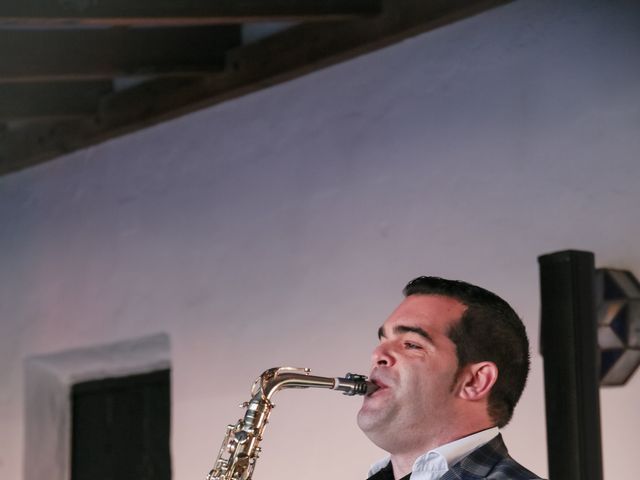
<box><xmin>357</xmin><ymin>294</ymin><xmax>467</xmax><ymax>453</ymax></box>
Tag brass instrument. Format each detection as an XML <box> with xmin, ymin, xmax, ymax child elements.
<box><xmin>206</xmin><ymin>367</ymin><xmax>376</xmax><ymax>480</ymax></box>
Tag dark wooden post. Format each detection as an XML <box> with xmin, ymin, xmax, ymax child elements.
<box><xmin>538</xmin><ymin>250</ymin><xmax>603</xmax><ymax>480</ymax></box>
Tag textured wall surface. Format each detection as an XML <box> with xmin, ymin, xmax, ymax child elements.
<box><xmin>1</xmin><ymin>0</ymin><xmax>639</xmax><ymax>478</ymax></box>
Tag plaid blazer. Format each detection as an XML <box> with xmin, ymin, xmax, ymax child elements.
<box><xmin>440</xmin><ymin>434</ymin><xmax>543</xmax><ymax>480</ymax></box>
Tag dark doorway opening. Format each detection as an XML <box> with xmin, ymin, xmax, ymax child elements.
<box><xmin>71</xmin><ymin>369</ymin><xmax>171</xmax><ymax>480</ymax></box>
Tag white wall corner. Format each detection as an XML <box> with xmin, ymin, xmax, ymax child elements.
<box><xmin>23</xmin><ymin>333</ymin><xmax>171</xmax><ymax>480</ymax></box>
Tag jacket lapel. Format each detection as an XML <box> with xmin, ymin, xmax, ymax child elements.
<box><xmin>439</xmin><ymin>434</ymin><xmax>508</xmax><ymax>480</ymax></box>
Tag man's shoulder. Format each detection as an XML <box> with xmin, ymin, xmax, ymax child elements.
<box><xmin>442</xmin><ymin>434</ymin><xmax>544</xmax><ymax>480</ymax></box>
<box><xmin>483</xmin><ymin>455</ymin><xmax>542</xmax><ymax>480</ymax></box>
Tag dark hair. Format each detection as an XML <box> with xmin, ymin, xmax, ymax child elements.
<box><xmin>403</xmin><ymin>276</ymin><xmax>530</xmax><ymax>428</ymax></box>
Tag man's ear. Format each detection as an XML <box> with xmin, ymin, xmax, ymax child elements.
<box><xmin>456</xmin><ymin>362</ymin><xmax>498</xmax><ymax>401</ymax></box>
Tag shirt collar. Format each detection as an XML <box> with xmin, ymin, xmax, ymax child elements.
<box><xmin>368</xmin><ymin>427</ymin><xmax>500</xmax><ymax>479</ymax></box>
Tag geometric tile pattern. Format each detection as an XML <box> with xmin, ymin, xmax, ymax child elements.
<box><xmin>595</xmin><ymin>268</ymin><xmax>640</xmax><ymax>386</ymax></box>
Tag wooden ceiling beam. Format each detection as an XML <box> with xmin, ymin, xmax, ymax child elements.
<box><xmin>0</xmin><ymin>0</ymin><xmax>382</xmax><ymax>26</ymax></box>
<box><xmin>0</xmin><ymin>118</ymin><xmax>94</xmax><ymax>173</ymax></box>
<box><xmin>0</xmin><ymin>27</ymin><xmax>241</xmax><ymax>82</ymax></box>
<box><xmin>102</xmin><ymin>0</ymin><xmax>514</xmax><ymax>124</ymax></box>
<box><xmin>0</xmin><ymin>0</ymin><xmax>513</xmax><ymax>176</ymax></box>
<box><xmin>0</xmin><ymin>81</ymin><xmax>113</xmax><ymax>119</ymax></box>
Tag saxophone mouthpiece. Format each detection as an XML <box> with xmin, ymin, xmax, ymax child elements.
<box><xmin>364</xmin><ymin>381</ymin><xmax>380</xmax><ymax>396</ymax></box>
<box><xmin>333</xmin><ymin>373</ymin><xmax>379</xmax><ymax>396</ymax></box>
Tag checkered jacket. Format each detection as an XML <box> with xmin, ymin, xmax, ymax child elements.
<box><xmin>440</xmin><ymin>434</ymin><xmax>543</xmax><ymax>480</ymax></box>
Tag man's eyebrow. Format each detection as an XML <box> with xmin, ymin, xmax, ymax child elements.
<box><xmin>395</xmin><ymin>325</ymin><xmax>434</xmax><ymax>343</ymax></box>
<box><xmin>377</xmin><ymin>325</ymin><xmax>434</xmax><ymax>343</ymax></box>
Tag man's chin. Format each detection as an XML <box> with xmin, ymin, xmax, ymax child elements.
<box><xmin>356</xmin><ymin>409</ymin><xmax>375</xmax><ymax>433</ymax></box>
<box><xmin>357</xmin><ymin>403</ymin><xmax>386</xmax><ymax>434</ymax></box>
<box><xmin>357</xmin><ymin>409</ymin><xmax>398</xmax><ymax>452</ymax></box>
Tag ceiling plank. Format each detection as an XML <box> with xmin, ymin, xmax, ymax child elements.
<box><xmin>0</xmin><ymin>0</ymin><xmax>513</xmax><ymax>176</ymax></box>
<box><xmin>0</xmin><ymin>0</ymin><xmax>382</xmax><ymax>26</ymax></box>
<box><xmin>0</xmin><ymin>81</ymin><xmax>113</xmax><ymax>119</ymax></box>
<box><xmin>0</xmin><ymin>119</ymin><xmax>95</xmax><ymax>173</ymax></box>
<box><xmin>103</xmin><ymin>0</ymin><xmax>515</xmax><ymax>125</ymax></box>
<box><xmin>0</xmin><ymin>27</ymin><xmax>240</xmax><ymax>82</ymax></box>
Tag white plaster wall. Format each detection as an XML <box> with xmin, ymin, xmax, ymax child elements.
<box><xmin>1</xmin><ymin>0</ymin><xmax>639</xmax><ymax>478</ymax></box>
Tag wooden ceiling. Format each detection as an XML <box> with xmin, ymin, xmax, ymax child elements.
<box><xmin>0</xmin><ymin>0</ymin><xmax>511</xmax><ymax>176</ymax></box>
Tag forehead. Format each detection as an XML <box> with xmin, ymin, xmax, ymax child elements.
<box><xmin>383</xmin><ymin>294</ymin><xmax>467</xmax><ymax>333</ymax></box>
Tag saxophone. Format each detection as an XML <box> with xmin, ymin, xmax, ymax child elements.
<box><xmin>206</xmin><ymin>367</ymin><xmax>376</xmax><ymax>480</ymax></box>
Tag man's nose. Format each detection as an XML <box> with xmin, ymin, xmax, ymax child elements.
<box><xmin>371</xmin><ymin>341</ymin><xmax>395</xmax><ymax>367</ymax></box>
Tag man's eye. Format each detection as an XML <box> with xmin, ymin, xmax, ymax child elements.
<box><xmin>404</xmin><ymin>342</ymin><xmax>422</xmax><ymax>350</ymax></box>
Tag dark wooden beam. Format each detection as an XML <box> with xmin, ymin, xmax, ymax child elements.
<box><xmin>0</xmin><ymin>27</ymin><xmax>240</xmax><ymax>82</ymax></box>
<box><xmin>0</xmin><ymin>118</ymin><xmax>97</xmax><ymax>174</ymax></box>
<box><xmin>0</xmin><ymin>81</ymin><xmax>113</xmax><ymax>119</ymax></box>
<box><xmin>0</xmin><ymin>0</ymin><xmax>381</xmax><ymax>26</ymax></box>
<box><xmin>103</xmin><ymin>0</ymin><xmax>516</xmax><ymax>124</ymax></box>
<box><xmin>0</xmin><ymin>0</ymin><xmax>514</xmax><ymax>176</ymax></box>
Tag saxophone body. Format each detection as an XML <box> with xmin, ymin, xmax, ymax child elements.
<box><xmin>207</xmin><ymin>367</ymin><xmax>375</xmax><ymax>480</ymax></box>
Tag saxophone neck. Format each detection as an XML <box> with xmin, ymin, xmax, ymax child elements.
<box><xmin>255</xmin><ymin>367</ymin><xmax>376</xmax><ymax>402</ymax></box>
<box><xmin>258</xmin><ymin>367</ymin><xmax>328</xmax><ymax>400</ymax></box>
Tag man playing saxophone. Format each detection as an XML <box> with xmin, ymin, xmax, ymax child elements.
<box><xmin>358</xmin><ymin>276</ymin><xmax>543</xmax><ymax>480</ymax></box>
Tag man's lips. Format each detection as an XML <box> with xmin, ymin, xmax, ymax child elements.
<box><xmin>365</xmin><ymin>381</ymin><xmax>381</xmax><ymax>396</ymax></box>
<box><xmin>366</xmin><ymin>377</ymin><xmax>390</xmax><ymax>397</ymax></box>
<box><xmin>372</xmin><ymin>379</ymin><xmax>388</xmax><ymax>389</ymax></box>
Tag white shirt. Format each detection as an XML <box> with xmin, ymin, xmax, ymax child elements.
<box><xmin>367</xmin><ymin>427</ymin><xmax>500</xmax><ymax>480</ymax></box>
